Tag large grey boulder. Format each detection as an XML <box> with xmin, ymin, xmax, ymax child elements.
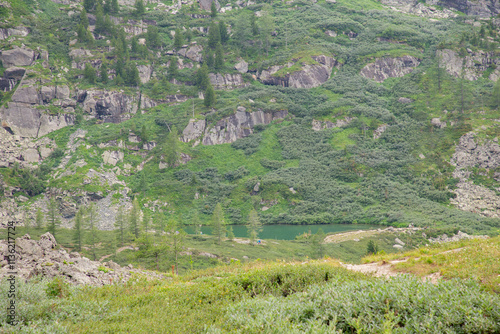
<box><xmin>4</xmin><ymin>67</ymin><xmax>26</xmax><ymax>80</ymax></box>
<box><xmin>360</xmin><ymin>55</ymin><xmax>420</xmax><ymax>82</ymax></box>
<box><xmin>0</xmin><ymin>26</ymin><xmax>29</xmax><ymax>40</ymax></box>
<box><xmin>235</xmin><ymin>59</ymin><xmax>248</xmax><ymax>73</ymax></box>
<box><xmin>137</xmin><ymin>65</ymin><xmax>152</xmax><ymax>84</ymax></box>
<box><xmin>0</xmin><ymin>47</ymin><xmax>35</xmax><ymax>68</ymax></box>
<box><xmin>181</xmin><ymin>119</ymin><xmax>206</xmax><ymax>143</ymax></box>
<box><xmin>11</xmin><ymin>86</ymin><xmax>40</xmax><ymax>104</ymax></box>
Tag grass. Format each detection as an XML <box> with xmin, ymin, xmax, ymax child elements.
<box><xmin>363</xmin><ymin>235</ymin><xmax>500</xmax><ymax>292</ymax></box>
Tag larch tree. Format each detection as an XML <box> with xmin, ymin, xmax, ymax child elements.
<box><xmin>114</xmin><ymin>205</ymin><xmax>127</xmax><ymax>247</ymax></box>
<box><xmin>211</xmin><ymin>203</ymin><xmax>226</xmax><ymax>245</ymax></box>
<box><xmin>73</xmin><ymin>207</ymin><xmax>84</xmax><ymax>251</ymax></box>
<box><xmin>47</xmin><ymin>198</ymin><xmax>61</xmax><ymax>239</ymax></box>
<box><xmin>246</xmin><ymin>209</ymin><xmax>262</xmax><ymax>246</ymax></box>
<box><xmin>129</xmin><ymin>197</ymin><xmax>142</xmax><ymax>239</ymax></box>
<box><xmin>85</xmin><ymin>203</ymin><xmax>99</xmax><ymax>261</ymax></box>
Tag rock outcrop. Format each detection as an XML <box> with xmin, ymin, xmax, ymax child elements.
<box><xmin>177</xmin><ymin>44</ymin><xmax>203</xmax><ymax>62</ymax></box>
<box><xmin>81</xmin><ymin>89</ymin><xmax>139</xmax><ymax>123</ymax></box>
<box><xmin>209</xmin><ymin>73</ymin><xmax>247</xmax><ymax>89</ymax></box>
<box><xmin>181</xmin><ymin>108</ymin><xmax>289</xmax><ymax>145</ymax></box>
<box><xmin>258</xmin><ymin>55</ymin><xmax>338</xmax><ymax>88</ymax></box>
<box><xmin>380</xmin><ymin>0</ymin><xmax>458</xmax><ymax>18</ymax></box>
<box><xmin>199</xmin><ymin>0</ymin><xmax>220</xmax><ymax>11</ymax></box>
<box><xmin>0</xmin><ymin>233</ymin><xmax>167</xmax><ymax>285</ymax></box>
<box><xmin>0</xmin><ymin>78</ymin><xmax>75</xmax><ymax>138</ymax></box>
<box><xmin>312</xmin><ymin>117</ymin><xmax>355</xmax><ymax>131</ymax></box>
<box><xmin>360</xmin><ymin>56</ymin><xmax>420</xmax><ymax>82</ymax></box>
<box><xmin>437</xmin><ymin>49</ymin><xmax>500</xmax><ymax>81</ymax></box>
<box><xmin>450</xmin><ymin>132</ymin><xmax>500</xmax><ymax>218</ymax></box>
<box><xmin>234</xmin><ymin>59</ymin><xmax>248</xmax><ymax>73</ymax></box>
<box><xmin>0</xmin><ymin>46</ymin><xmax>35</xmax><ymax>68</ymax></box>
<box><xmin>0</xmin><ymin>26</ymin><xmax>30</xmax><ymax>40</ymax></box>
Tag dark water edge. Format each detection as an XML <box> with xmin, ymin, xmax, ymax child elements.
<box><xmin>184</xmin><ymin>224</ymin><xmax>378</xmax><ymax>240</ymax></box>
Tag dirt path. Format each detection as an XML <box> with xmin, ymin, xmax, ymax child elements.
<box><xmin>99</xmin><ymin>246</ymin><xmax>138</xmax><ymax>262</ymax></box>
<box><xmin>342</xmin><ymin>247</ymin><xmax>466</xmax><ymax>282</ymax></box>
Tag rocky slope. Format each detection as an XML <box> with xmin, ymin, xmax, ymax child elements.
<box><xmin>360</xmin><ymin>56</ymin><xmax>421</xmax><ymax>82</ymax></box>
<box><xmin>0</xmin><ymin>232</ymin><xmax>167</xmax><ymax>285</ymax></box>
<box><xmin>450</xmin><ymin>132</ymin><xmax>500</xmax><ymax>218</ymax></box>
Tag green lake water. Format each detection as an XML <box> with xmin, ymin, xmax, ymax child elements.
<box><xmin>185</xmin><ymin>224</ymin><xmax>378</xmax><ymax>241</ymax></box>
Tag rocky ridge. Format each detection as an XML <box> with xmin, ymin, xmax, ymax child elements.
<box><xmin>0</xmin><ymin>233</ymin><xmax>167</xmax><ymax>285</ymax></box>
<box><xmin>438</xmin><ymin>48</ymin><xmax>500</xmax><ymax>81</ymax></box>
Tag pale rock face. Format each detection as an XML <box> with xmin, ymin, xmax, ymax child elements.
<box><xmin>182</xmin><ymin>110</ymin><xmax>288</xmax><ymax>145</ymax></box>
<box><xmin>437</xmin><ymin>49</ymin><xmax>500</xmax><ymax>81</ymax></box>
<box><xmin>68</xmin><ymin>48</ymin><xmax>93</xmax><ymax>59</ymax></box>
<box><xmin>0</xmin><ymin>47</ymin><xmax>35</xmax><ymax>68</ymax></box>
<box><xmin>177</xmin><ymin>44</ymin><xmax>203</xmax><ymax>62</ymax></box>
<box><xmin>258</xmin><ymin>55</ymin><xmax>338</xmax><ymax>88</ymax></box>
<box><xmin>0</xmin><ymin>26</ymin><xmax>30</xmax><ymax>40</ymax></box>
<box><xmin>431</xmin><ymin>118</ymin><xmax>446</xmax><ymax>129</ymax></box>
<box><xmin>137</xmin><ymin>65</ymin><xmax>152</xmax><ymax>84</ymax></box>
<box><xmin>82</xmin><ymin>90</ymin><xmax>139</xmax><ymax>123</ymax></box>
<box><xmin>202</xmin><ymin>109</ymin><xmax>288</xmax><ymax>145</ymax></box>
<box><xmin>199</xmin><ymin>0</ymin><xmax>220</xmax><ymax>11</ymax></box>
<box><xmin>380</xmin><ymin>0</ymin><xmax>457</xmax><ymax>18</ymax></box>
<box><xmin>373</xmin><ymin>124</ymin><xmax>388</xmax><ymax>139</ymax></box>
<box><xmin>312</xmin><ymin>117</ymin><xmax>354</xmax><ymax>131</ymax></box>
<box><xmin>360</xmin><ymin>56</ymin><xmax>420</xmax><ymax>82</ymax></box>
<box><xmin>449</xmin><ymin>132</ymin><xmax>500</xmax><ymax>218</ymax></box>
<box><xmin>209</xmin><ymin>73</ymin><xmax>247</xmax><ymax>89</ymax></box>
<box><xmin>21</xmin><ymin>148</ymin><xmax>40</xmax><ymax>163</ymax></box>
<box><xmin>102</xmin><ymin>150</ymin><xmax>124</xmax><ymax>166</ymax></box>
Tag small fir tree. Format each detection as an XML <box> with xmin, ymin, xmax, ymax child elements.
<box><xmin>115</xmin><ymin>205</ymin><xmax>127</xmax><ymax>247</ymax></box>
<box><xmin>208</xmin><ymin>21</ymin><xmax>220</xmax><ymax>49</ymax></box>
<box><xmin>246</xmin><ymin>209</ymin><xmax>262</xmax><ymax>246</ymax></box>
<box><xmin>174</xmin><ymin>28</ymin><xmax>184</xmax><ymax>49</ymax></box>
<box><xmin>85</xmin><ymin>203</ymin><xmax>99</xmax><ymax>261</ymax></box>
<box><xmin>47</xmin><ymin>198</ymin><xmax>60</xmax><ymax>239</ymax></box>
<box><xmin>73</xmin><ymin>207</ymin><xmax>84</xmax><ymax>251</ymax></box>
<box><xmin>210</xmin><ymin>0</ymin><xmax>217</xmax><ymax>17</ymax></box>
<box><xmin>214</xmin><ymin>43</ymin><xmax>224</xmax><ymax>70</ymax></box>
<box><xmin>204</xmin><ymin>84</ymin><xmax>216</xmax><ymax>107</ymax></box>
<box><xmin>219</xmin><ymin>20</ymin><xmax>228</xmax><ymax>44</ymax></box>
<box><xmin>134</xmin><ymin>0</ymin><xmax>145</xmax><ymax>17</ymax></box>
<box><xmin>100</xmin><ymin>62</ymin><xmax>108</xmax><ymax>83</ymax></box>
<box><xmin>83</xmin><ymin>63</ymin><xmax>96</xmax><ymax>83</ymax></box>
<box><xmin>129</xmin><ymin>197</ymin><xmax>141</xmax><ymax>239</ymax></box>
<box><xmin>35</xmin><ymin>208</ymin><xmax>44</xmax><ymax>229</ymax></box>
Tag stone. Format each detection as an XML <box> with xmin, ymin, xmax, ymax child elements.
<box><xmin>102</xmin><ymin>151</ymin><xmax>124</xmax><ymax>166</ymax></box>
<box><xmin>312</xmin><ymin>117</ymin><xmax>354</xmax><ymax>131</ymax></box>
<box><xmin>21</xmin><ymin>148</ymin><xmax>39</xmax><ymax>163</ymax></box>
<box><xmin>11</xmin><ymin>86</ymin><xmax>40</xmax><ymax>104</ymax></box>
<box><xmin>137</xmin><ymin>65</ymin><xmax>152</xmax><ymax>84</ymax></box>
<box><xmin>360</xmin><ymin>56</ymin><xmax>420</xmax><ymax>82</ymax></box>
<box><xmin>431</xmin><ymin>118</ymin><xmax>446</xmax><ymax>128</ymax></box>
<box><xmin>395</xmin><ymin>238</ymin><xmax>405</xmax><ymax>246</ymax></box>
<box><xmin>0</xmin><ymin>26</ymin><xmax>30</xmax><ymax>41</ymax></box>
<box><xmin>325</xmin><ymin>30</ymin><xmax>337</xmax><ymax>37</ymax></box>
<box><xmin>69</xmin><ymin>48</ymin><xmax>93</xmax><ymax>59</ymax></box>
<box><xmin>0</xmin><ymin>47</ymin><xmax>35</xmax><ymax>68</ymax></box>
<box><xmin>393</xmin><ymin>244</ymin><xmax>404</xmax><ymax>249</ymax></box>
<box><xmin>234</xmin><ymin>59</ymin><xmax>248</xmax><ymax>73</ymax></box>
<box><xmin>398</xmin><ymin>97</ymin><xmax>413</xmax><ymax>103</ymax></box>
<box><xmin>3</xmin><ymin>67</ymin><xmax>26</xmax><ymax>80</ymax></box>
<box><xmin>82</xmin><ymin>90</ymin><xmax>139</xmax><ymax>123</ymax></box>
<box><xmin>373</xmin><ymin>124</ymin><xmax>388</xmax><ymax>139</ymax></box>
<box><xmin>181</xmin><ymin>119</ymin><xmax>206</xmax><ymax>142</ymax></box>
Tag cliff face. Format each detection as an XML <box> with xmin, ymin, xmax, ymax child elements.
<box><xmin>381</xmin><ymin>0</ymin><xmax>500</xmax><ymax>17</ymax></box>
<box><xmin>81</xmin><ymin>90</ymin><xmax>140</xmax><ymax>123</ymax></box>
<box><xmin>258</xmin><ymin>55</ymin><xmax>338</xmax><ymax>89</ymax></box>
<box><xmin>181</xmin><ymin>109</ymin><xmax>289</xmax><ymax>145</ymax></box>
<box><xmin>437</xmin><ymin>49</ymin><xmax>500</xmax><ymax>81</ymax></box>
<box><xmin>360</xmin><ymin>56</ymin><xmax>421</xmax><ymax>82</ymax></box>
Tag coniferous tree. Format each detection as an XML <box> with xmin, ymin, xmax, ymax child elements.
<box><xmin>104</xmin><ymin>14</ymin><xmax>114</xmax><ymax>35</ymax></box>
<box><xmin>153</xmin><ymin>211</ymin><xmax>165</xmax><ymax>236</ymax></box>
<box><xmin>192</xmin><ymin>210</ymin><xmax>202</xmax><ymax>236</ymax></box>
<box><xmin>47</xmin><ymin>198</ymin><xmax>60</xmax><ymax>239</ymax></box>
<box><xmin>35</xmin><ymin>208</ymin><xmax>44</xmax><ymax>229</ymax></box>
<box><xmin>167</xmin><ymin>219</ymin><xmax>185</xmax><ymax>275</ymax></box>
<box><xmin>104</xmin><ymin>0</ymin><xmax>111</xmax><ymax>13</ymax></box>
<box><xmin>125</xmin><ymin>63</ymin><xmax>140</xmax><ymax>86</ymax></box>
<box><xmin>100</xmin><ymin>62</ymin><xmax>108</xmax><ymax>84</ymax></box>
<box><xmin>80</xmin><ymin>9</ymin><xmax>89</xmax><ymax>29</ymax></box>
<box><xmin>129</xmin><ymin>197</ymin><xmax>141</xmax><ymax>239</ymax></box>
<box><xmin>260</xmin><ymin>7</ymin><xmax>274</xmax><ymax>56</ymax></box>
<box><xmin>111</xmin><ymin>0</ymin><xmax>119</xmax><ymax>13</ymax></box>
<box><xmin>84</xmin><ymin>63</ymin><xmax>96</xmax><ymax>83</ymax></box>
<box><xmin>246</xmin><ymin>209</ymin><xmax>262</xmax><ymax>246</ymax></box>
<box><xmin>310</xmin><ymin>228</ymin><xmax>325</xmax><ymax>259</ymax></box>
<box><xmin>211</xmin><ymin>203</ymin><xmax>226</xmax><ymax>245</ymax></box>
<box><xmin>164</xmin><ymin>126</ymin><xmax>178</xmax><ymax>167</ymax></box>
<box><xmin>174</xmin><ymin>28</ymin><xmax>184</xmax><ymax>49</ymax></box>
<box><xmin>204</xmin><ymin>84</ymin><xmax>216</xmax><ymax>107</ymax></box>
<box><xmin>131</xmin><ymin>37</ymin><xmax>139</xmax><ymax>54</ymax></box>
<box><xmin>227</xmin><ymin>226</ymin><xmax>235</xmax><ymax>241</ymax></box>
<box><xmin>83</xmin><ymin>0</ymin><xmax>95</xmax><ymax>12</ymax></box>
<box><xmin>214</xmin><ymin>43</ymin><xmax>224</xmax><ymax>70</ymax></box>
<box><xmin>114</xmin><ymin>74</ymin><xmax>124</xmax><ymax>85</ymax></box>
<box><xmin>219</xmin><ymin>20</ymin><xmax>228</xmax><ymax>44</ymax></box>
<box><xmin>146</xmin><ymin>25</ymin><xmax>161</xmax><ymax>48</ymax></box>
<box><xmin>95</xmin><ymin>4</ymin><xmax>105</xmax><ymax>34</ymax></box>
<box><xmin>205</xmin><ymin>49</ymin><xmax>214</xmax><ymax>68</ymax></box>
<box><xmin>86</xmin><ymin>203</ymin><xmax>99</xmax><ymax>261</ymax></box>
<box><xmin>185</xmin><ymin>28</ymin><xmax>192</xmax><ymax>42</ymax></box>
<box><xmin>134</xmin><ymin>0</ymin><xmax>145</xmax><ymax>17</ymax></box>
<box><xmin>115</xmin><ymin>205</ymin><xmax>127</xmax><ymax>247</ymax></box>
<box><xmin>77</xmin><ymin>24</ymin><xmax>88</xmax><ymax>43</ymax></box>
<box><xmin>251</xmin><ymin>13</ymin><xmax>258</xmax><ymax>36</ymax></box>
<box><xmin>73</xmin><ymin>207</ymin><xmax>84</xmax><ymax>251</ymax></box>
<box><xmin>366</xmin><ymin>240</ymin><xmax>379</xmax><ymax>255</ymax></box>
<box><xmin>168</xmin><ymin>57</ymin><xmax>178</xmax><ymax>79</ymax></box>
<box><xmin>210</xmin><ymin>0</ymin><xmax>217</xmax><ymax>17</ymax></box>
<box><xmin>208</xmin><ymin>21</ymin><xmax>220</xmax><ymax>49</ymax></box>
<box><xmin>196</xmin><ymin>63</ymin><xmax>210</xmax><ymax>91</ymax></box>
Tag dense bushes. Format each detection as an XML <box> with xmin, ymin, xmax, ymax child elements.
<box><xmin>221</xmin><ymin>276</ymin><xmax>500</xmax><ymax>333</ymax></box>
